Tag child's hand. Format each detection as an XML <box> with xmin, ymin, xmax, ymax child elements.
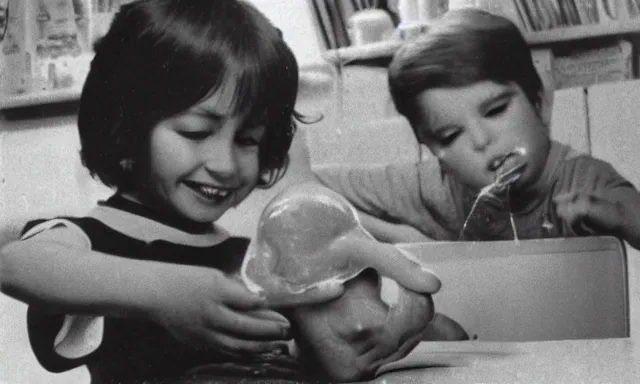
<box><xmin>290</xmin><ymin>269</ymin><xmax>433</xmax><ymax>381</ymax></box>
<box><xmin>553</xmin><ymin>192</ymin><xmax>627</xmax><ymax>237</ymax></box>
<box><xmin>554</xmin><ymin>190</ymin><xmax>640</xmax><ymax>250</ymax></box>
<box><xmin>150</xmin><ymin>264</ymin><xmax>293</xmax><ymax>356</ymax></box>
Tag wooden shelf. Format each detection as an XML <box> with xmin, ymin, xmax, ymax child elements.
<box><xmin>0</xmin><ymin>87</ymin><xmax>83</xmax><ymax>110</ymax></box>
<box><xmin>324</xmin><ymin>20</ymin><xmax>640</xmax><ymax>65</ymax></box>
<box><xmin>0</xmin><ymin>65</ymin><xmax>329</xmax><ymax>111</ymax></box>
<box><xmin>525</xmin><ymin>19</ymin><xmax>640</xmax><ymax>45</ymax></box>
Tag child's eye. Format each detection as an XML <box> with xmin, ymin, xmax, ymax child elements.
<box><xmin>177</xmin><ymin>130</ymin><xmax>211</xmax><ymax>140</ymax></box>
<box><xmin>437</xmin><ymin>129</ymin><xmax>460</xmax><ymax>147</ymax></box>
<box><xmin>237</xmin><ymin>125</ymin><xmax>265</xmax><ymax>147</ymax></box>
<box><xmin>485</xmin><ymin>102</ymin><xmax>508</xmax><ymax>117</ymax></box>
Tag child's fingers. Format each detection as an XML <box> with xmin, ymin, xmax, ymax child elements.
<box><xmin>220</xmin><ymin>275</ymin><xmax>269</xmax><ymax>310</ymax></box>
<box><xmin>198</xmin><ymin>329</ymin><xmax>288</xmax><ymax>356</ymax></box>
<box><xmin>334</xmin><ymin>237</ymin><xmax>441</xmax><ymax>294</ymax></box>
<box><xmin>204</xmin><ymin>305</ymin><xmax>290</xmax><ymax>341</ymax></box>
<box><xmin>553</xmin><ymin>193</ymin><xmax>622</xmax><ymax>235</ymax></box>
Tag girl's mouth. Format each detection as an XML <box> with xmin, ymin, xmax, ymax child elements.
<box><xmin>184</xmin><ymin>181</ymin><xmax>233</xmax><ymax>202</ymax></box>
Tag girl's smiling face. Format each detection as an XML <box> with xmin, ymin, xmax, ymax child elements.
<box><xmin>132</xmin><ymin>79</ymin><xmax>264</xmax><ymax>224</ymax></box>
<box><xmin>414</xmin><ymin>80</ymin><xmax>550</xmax><ymax>192</ymax></box>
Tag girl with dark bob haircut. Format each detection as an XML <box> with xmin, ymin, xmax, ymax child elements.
<box><xmin>0</xmin><ymin>1</ymin><xmax>344</xmax><ymax>382</ymax></box>
<box><xmin>79</xmin><ymin>0</ymin><xmax>300</xmax><ymax>190</ymax></box>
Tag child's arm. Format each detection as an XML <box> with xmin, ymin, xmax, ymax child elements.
<box><xmin>0</xmin><ymin>229</ymin><xmax>332</xmax><ymax>356</ymax></box>
<box><xmin>357</xmin><ymin>210</ymin><xmax>435</xmax><ymax>243</ymax></box>
<box><xmin>314</xmin><ymin>161</ymin><xmax>456</xmax><ymax>240</ymax></box>
<box><xmin>289</xmin><ymin>129</ymin><xmax>455</xmax><ymax>241</ymax></box>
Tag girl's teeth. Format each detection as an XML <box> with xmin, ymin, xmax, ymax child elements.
<box><xmin>198</xmin><ymin>185</ymin><xmax>230</xmax><ymax>199</ymax></box>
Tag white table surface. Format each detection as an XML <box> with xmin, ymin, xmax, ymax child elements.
<box><xmin>368</xmin><ymin>338</ymin><xmax>639</xmax><ymax>384</ymax></box>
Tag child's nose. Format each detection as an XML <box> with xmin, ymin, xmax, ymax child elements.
<box><xmin>203</xmin><ymin>140</ymin><xmax>238</xmax><ymax>175</ymax></box>
<box><xmin>468</xmin><ymin>120</ymin><xmax>492</xmax><ymax>150</ymax></box>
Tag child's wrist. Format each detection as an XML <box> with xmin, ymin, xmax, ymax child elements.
<box><xmin>110</xmin><ymin>260</ymin><xmax>173</xmax><ymax>321</ymax></box>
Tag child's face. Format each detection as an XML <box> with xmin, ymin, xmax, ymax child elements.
<box><xmin>136</xmin><ymin>79</ymin><xmax>264</xmax><ymax>223</ymax></box>
<box><xmin>414</xmin><ymin>80</ymin><xmax>550</xmax><ymax>192</ymax></box>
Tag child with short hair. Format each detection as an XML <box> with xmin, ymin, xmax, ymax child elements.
<box><xmin>314</xmin><ymin>8</ymin><xmax>640</xmax><ymax>249</ymax></box>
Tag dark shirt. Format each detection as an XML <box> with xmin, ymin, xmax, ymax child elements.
<box><xmin>22</xmin><ymin>195</ymin><xmax>302</xmax><ymax>383</ymax></box>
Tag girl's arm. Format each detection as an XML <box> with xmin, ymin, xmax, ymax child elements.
<box><xmin>0</xmin><ymin>231</ymin><xmax>295</xmax><ymax>354</ymax></box>
<box><xmin>1</xmin><ymin>235</ymin><xmax>170</xmax><ymax>317</ymax></box>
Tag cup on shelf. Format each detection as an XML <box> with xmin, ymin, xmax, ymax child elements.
<box><xmin>347</xmin><ymin>9</ymin><xmax>395</xmax><ymax>46</ymax></box>
<box><xmin>397</xmin><ymin>22</ymin><xmax>428</xmax><ymax>41</ymax></box>
<box><xmin>394</xmin><ymin>0</ymin><xmax>433</xmax><ymax>42</ymax></box>
<box><xmin>417</xmin><ymin>0</ymin><xmax>446</xmax><ymax>21</ymax></box>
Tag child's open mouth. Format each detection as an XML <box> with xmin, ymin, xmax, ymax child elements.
<box><xmin>184</xmin><ymin>181</ymin><xmax>233</xmax><ymax>203</ymax></box>
<box><xmin>489</xmin><ymin>149</ymin><xmax>527</xmax><ymax>192</ymax></box>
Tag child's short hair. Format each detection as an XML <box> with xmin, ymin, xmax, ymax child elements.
<box><xmin>388</xmin><ymin>8</ymin><xmax>543</xmax><ymax>128</ymax></box>
<box><xmin>79</xmin><ymin>0</ymin><xmax>299</xmax><ymax>190</ymax></box>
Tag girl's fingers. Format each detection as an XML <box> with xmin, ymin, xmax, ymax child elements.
<box><xmin>199</xmin><ymin>330</ymin><xmax>288</xmax><ymax>356</ymax></box>
<box><xmin>333</xmin><ymin>237</ymin><xmax>441</xmax><ymax>294</ymax></box>
<box><xmin>220</xmin><ymin>276</ymin><xmax>268</xmax><ymax>310</ymax></box>
<box><xmin>205</xmin><ymin>305</ymin><xmax>290</xmax><ymax>341</ymax></box>
<box><xmin>244</xmin><ymin>308</ymin><xmax>290</xmax><ymax>323</ymax></box>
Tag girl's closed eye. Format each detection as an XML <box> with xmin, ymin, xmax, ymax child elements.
<box><xmin>485</xmin><ymin>100</ymin><xmax>509</xmax><ymax>117</ymax></box>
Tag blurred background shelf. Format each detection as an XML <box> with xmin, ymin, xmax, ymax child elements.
<box><xmin>0</xmin><ymin>87</ymin><xmax>83</xmax><ymax>110</ymax></box>
<box><xmin>0</xmin><ymin>0</ymin><xmax>121</xmax><ymax>112</ymax></box>
<box><xmin>526</xmin><ymin>20</ymin><xmax>640</xmax><ymax>45</ymax></box>
<box><xmin>324</xmin><ymin>21</ymin><xmax>640</xmax><ymax>64</ymax></box>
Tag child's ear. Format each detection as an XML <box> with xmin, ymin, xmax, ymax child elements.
<box><xmin>537</xmin><ymin>88</ymin><xmax>553</xmax><ymax>134</ymax></box>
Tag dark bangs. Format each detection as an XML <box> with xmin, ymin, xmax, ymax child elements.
<box><xmin>142</xmin><ymin>0</ymin><xmax>299</xmax><ymax>179</ymax></box>
<box><xmin>223</xmin><ymin>4</ymin><xmax>300</xmax><ymax>177</ymax></box>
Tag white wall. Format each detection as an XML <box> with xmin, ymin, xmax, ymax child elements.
<box><xmin>587</xmin><ymin>79</ymin><xmax>640</xmax><ymax>341</ymax></box>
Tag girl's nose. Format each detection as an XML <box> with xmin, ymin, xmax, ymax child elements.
<box><xmin>203</xmin><ymin>139</ymin><xmax>238</xmax><ymax>176</ymax></box>
<box><xmin>467</xmin><ymin>120</ymin><xmax>492</xmax><ymax>150</ymax></box>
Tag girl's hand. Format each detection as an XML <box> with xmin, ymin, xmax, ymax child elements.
<box><xmin>149</xmin><ymin>264</ymin><xmax>294</xmax><ymax>356</ymax></box>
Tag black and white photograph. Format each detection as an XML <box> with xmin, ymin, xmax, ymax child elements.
<box><xmin>0</xmin><ymin>1</ymin><xmax>639</xmax><ymax>383</ymax></box>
